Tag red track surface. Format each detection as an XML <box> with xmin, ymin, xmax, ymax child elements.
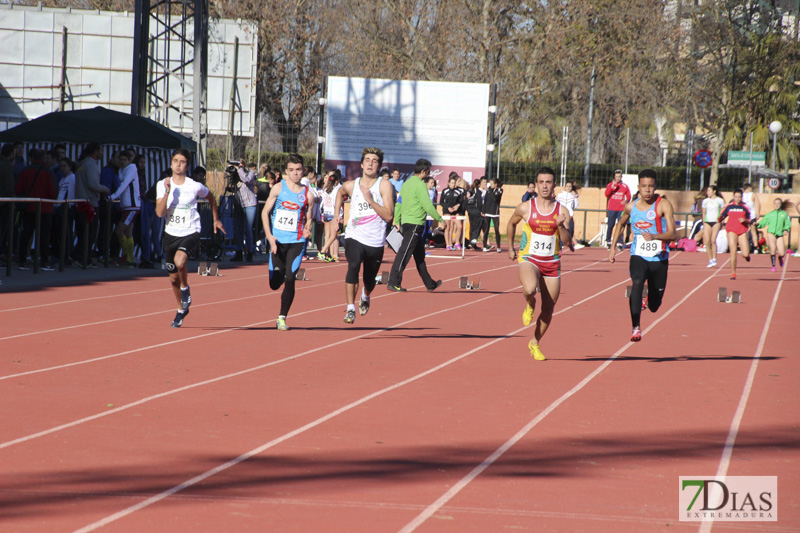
<box><xmin>1</xmin><ymin>248</ymin><xmax>797</xmax><ymax>532</ymax></box>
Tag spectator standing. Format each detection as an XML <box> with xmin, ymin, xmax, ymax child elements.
<box><xmin>0</xmin><ymin>144</ymin><xmax>15</xmax><ymax>257</ymax></box>
<box><xmin>742</xmin><ymin>182</ymin><xmax>761</xmax><ymax>252</ymax></box>
<box><xmin>482</xmin><ymin>177</ymin><xmax>504</xmax><ymax>252</ymax></box>
<box><xmin>56</xmin><ymin>157</ymin><xmax>77</xmax><ymax>262</ymax></box>
<box><xmin>389</xmin><ymin>168</ymin><xmax>404</xmax><ymax>196</ymax></box>
<box><xmin>12</xmin><ymin>141</ymin><xmax>26</xmax><ymax>179</ymax></box>
<box><xmin>97</xmin><ymin>151</ymin><xmax>122</xmax><ymax>261</ymax></box>
<box><xmin>73</xmin><ymin>143</ymin><xmax>109</xmax><ymax>267</ymax></box>
<box><xmin>604</xmin><ymin>169</ymin><xmax>631</xmax><ymax>249</ymax></box>
<box><xmin>318</xmin><ymin>169</ymin><xmax>342</xmax><ymax>262</ymax></box>
<box><xmin>232</xmin><ymin>161</ymin><xmax>257</xmax><ymax>262</ymax></box>
<box><xmin>440</xmin><ymin>172</ymin><xmax>465</xmax><ymax>251</ymax></box>
<box><xmin>556</xmin><ymin>180</ymin><xmax>579</xmax><ymax>237</ymax></box>
<box><xmin>465</xmin><ymin>179</ymin><xmax>484</xmax><ymax>249</ymax></box>
<box><xmin>109</xmin><ymin>150</ymin><xmax>141</xmax><ymax>266</ymax></box>
<box><xmin>386</xmin><ymin>158</ymin><xmax>443</xmax><ymax>292</ymax></box>
<box><xmin>521</xmin><ymin>181</ymin><xmax>537</xmax><ymax>202</ymax></box>
<box><xmin>701</xmin><ymin>185</ymin><xmax>725</xmax><ymax>268</ymax></box>
<box><xmin>15</xmin><ymin>148</ymin><xmax>57</xmax><ymax>270</ymax></box>
<box><xmin>136</xmin><ymin>154</ymin><xmax>163</xmax><ymax>269</ymax></box>
<box><xmin>757</xmin><ymin>198</ymin><xmax>791</xmax><ymax>272</ymax></box>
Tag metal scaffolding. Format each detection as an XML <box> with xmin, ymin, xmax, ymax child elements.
<box><xmin>131</xmin><ymin>0</ymin><xmax>208</xmax><ymax>165</ymax></box>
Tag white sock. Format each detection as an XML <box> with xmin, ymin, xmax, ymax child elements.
<box><xmin>347</xmin><ymin>304</ymin><xmax>356</xmax><ymax>311</ymax></box>
<box><xmin>361</xmin><ymin>290</ymin><xmax>369</xmax><ymax>301</ymax></box>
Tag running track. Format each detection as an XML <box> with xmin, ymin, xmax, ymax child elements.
<box><xmin>1</xmin><ymin>248</ymin><xmax>797</xmax><ymax>532</ymax></box>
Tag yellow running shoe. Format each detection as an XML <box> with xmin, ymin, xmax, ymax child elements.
<box><xmin>276</xmin><ymin>316</ymin><xmax>289</xmax><ymax>331</ymax></box>
<box><xmin>528</xmin><ymin>340</ymin><xmax>546</xmax><ymax>361</ymax></box>
<box><xmin>522</xmin><ymin>304</ymin><xmax>534</xmax><ymax>326</ymax></box>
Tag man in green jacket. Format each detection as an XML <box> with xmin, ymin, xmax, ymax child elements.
<box><xmin>387</xmin><ymin>158</ymin><xmax>444</xmax><ymax>292</ymax></box>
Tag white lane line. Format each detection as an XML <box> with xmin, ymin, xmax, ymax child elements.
<box><xmin>398</xmin><ymin>260</ymin><xmax>729</xmax><ymax>533</ymax></box>
<box><xmin>697</xmin><ymin>257</ymin><xmax>788</xmax><ymax>533</ymax></box>
<box><xmin>0</xmin><ymin>256</ymin><xmax>475</xmax><ymax>339</ymax></box>
<box><xmin>0</xmin><ymin>263</ymin><xmax>511</xmax><ymax>380</ymax></box>
<box><xmin>71</xmin><ymin>264</ymin><xmax>623</xmax><ymax>533</ymax></box>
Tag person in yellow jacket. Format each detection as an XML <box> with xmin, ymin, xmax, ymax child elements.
<box><xmin>757</xmin><ymin>198</ymin><xmax>792</xmax><ymax>271</ymax></box>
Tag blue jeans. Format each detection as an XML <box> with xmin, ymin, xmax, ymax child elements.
<box><xmin>234</xmin><ymin>203</ymin><xmax>256</xmax><ymax>253</ymax></box>
<box><xmin>606</xmin><ymin>209</ymin><xmax>624</xmax><ymax>245</ymax></box>
<box><xmin>141</xmin><ymin>201</ymin><xmax>163</xmax><ymax>261</ymax></box>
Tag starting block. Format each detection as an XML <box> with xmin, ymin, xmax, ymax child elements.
<box><xmin>374</xmin><ymin>271</ymin><xmax>390</xmax><ymax>285</ymax></box>
<box><xmin>624</xmin><ymin>285</ymin><xmax>648</xmax><ymax>298</ymax></box>
<box><xmin>458</xmin><ymin>276</ymin><xmax>482</xmax><ymax>290</ymax></box>
<box><xmin>198</xmin><ymin>262</ymin><xmax>220</xmax><ymax>276</ymax></box>
<box><xmin>717</xmin><ymin>287</ymin><xmax>742</xmax><ymax>303</ymax></box>
<box><xmin>296</xmin><ymin>268</ymin><xmax>308</xmax><ymax>281</ymax></box>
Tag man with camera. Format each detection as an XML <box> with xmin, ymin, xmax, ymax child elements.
<box><xmin>225</xmin><ymin>160</ymin><xmax>258</xmax><ymax>262</ymax></box>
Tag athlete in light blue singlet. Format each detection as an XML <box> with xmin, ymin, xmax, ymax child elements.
<box><xmin>261</xmin><ymin>155</ymin><xmax>314</xmax><ymax>330</ymax></box>
<box><xmin>608</xmin><ymin>169</ymin><xmax>676</xmax><ymax>342</ymax></box>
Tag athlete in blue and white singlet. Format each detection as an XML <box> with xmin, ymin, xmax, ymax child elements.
<box><xmin>608</xmin><ymin>169</ymin><xmax>677</xmax><ymax>342</ymax></box>
<box><xmin>261</xmin><ymin>155</ymin><xmax>315</xmax><ymax>330</ymax></box>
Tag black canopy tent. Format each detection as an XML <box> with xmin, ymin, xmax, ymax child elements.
<box><xmin>0</xmin><ymin>106</ymin><xmax>196</xmax><ymax>187</ymax></box>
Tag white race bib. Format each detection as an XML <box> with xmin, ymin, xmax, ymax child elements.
<box><xmin>166</xmin><ymin>207</ymin><xmax>191</xmax><ymax>230</ymax></box>
<box><xmin>527</xmin><ymin>233</ymin><xmax>556</xmax><ymax>255</ymax></box>
<box><xmin>634</xmin><ymin>236</ymin><xmax>661</xmax><ymax>257</ymax></box>
<box><xmin>274</xmin><ymin>209</ymin><xmax>298</xmax><ymax>232</ymax></box>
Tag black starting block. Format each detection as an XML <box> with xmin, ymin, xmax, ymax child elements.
<box><xmin>458</xmin><ymin>276</ymin><xmax>482</xmax><ymax>290</ymax></box>
<box><xmin>374</xmin><ymin>271</ymin><xmax>390</xmax><ymax>285</ymax></box>
<box><xmin>296</xmin><ymin>268</ymin><xmax>308</xmax><ymax>281</ymax></box>
<box><xmin>624</xmin><ymin>285</ymin><xmax>648</xmax><ymax>298</ymax></box>
<box><xmin>717</xmin><ymin>287</ymin><xmax>741</xmax><ymax>303</ymax></box>
<box><xmin>198</xmin><ymin>262</ymin><xmax>220</xmax><ymax>276</ymax></box>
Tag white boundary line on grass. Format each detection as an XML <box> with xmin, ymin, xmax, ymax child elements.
<box><xmin>697</xmin><ymin>257</ymin><xmax>789</xmax><ymax>533</ymax></box>
<box><xmin>398</xmin><ymin>258</ymin><xmax>728</xmax><ymax>532</ymax></box>
<box><xmin>71</xmin><ymin>258</ymin><xmax>624</xmax><ymax>533</ymax></box>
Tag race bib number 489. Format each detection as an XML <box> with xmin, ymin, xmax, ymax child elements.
<box><xmin>634</xmin><ymin>236</ymin><xmax>662</xmax><ymax>257</ymax></box>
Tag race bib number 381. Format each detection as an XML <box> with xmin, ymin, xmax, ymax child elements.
<box><xmin>167</xmin><ymin>207</ymin><xmax>191</xmax><ymax>229</ymax></box>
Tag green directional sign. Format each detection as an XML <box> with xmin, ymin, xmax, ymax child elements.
<box><xmin>728</xmin><ymin>150</ymin><xmax>766</xmax><ymax>167</ymax></box>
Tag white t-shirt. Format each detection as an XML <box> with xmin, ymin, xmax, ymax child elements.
<box><xmin>702</xmin><ymin>197</ymin><xmax>725</xmax><ymax>223</ymax></box>
<box><xmin>58</xmin><ymin>173</ymin><xmax>76</xmax><ymax>201</ymax></box>
<box><xmin>556</xmin><ymin>190</ymin><xmax>579</xmax><ymax>215</ymax></box>
<box><xmin>157</xmin><ymin>178</ymin><xmax>209</xmax><ymax>237</ymax></box>
<box><xmin>346</xmin><ymin>178</ymin><xmax>386</xmax><ymax>248</ymax></box>
<box><xmin>320</xmin><ymin>185</ymin><xmax>342</xmax><ymax>217</ymax></box>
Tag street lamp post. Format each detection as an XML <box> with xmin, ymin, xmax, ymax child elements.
<box><xmin>769</xmin><ymin>120</ymin><xmax>782</xmax><ymax>171</ymax></box>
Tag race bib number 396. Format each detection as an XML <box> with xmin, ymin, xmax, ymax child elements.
<box><xmin>634</xmin><ymin>236</ymin><xmax>662</xmax><ymax>257</ymax></box>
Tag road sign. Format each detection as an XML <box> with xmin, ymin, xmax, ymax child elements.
<box><xmin>728</xmin><ymin>150</ymin><xmax>766</xmax><ymax>167</ymax></box>
<box><xmin>767</xmin><ymin>177</ymin><xmax>782</xmax><ymax>190</ymax></box>
<box><xmin>694</xmin><ymin>150</ymin><xmax>713</xmax><ymax>168</ymax></box>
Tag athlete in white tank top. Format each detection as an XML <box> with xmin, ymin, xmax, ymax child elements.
<box><xmin>346</xmin><ymin>177</ymin><xmax>387</xmax><ymax>248</ymax></box>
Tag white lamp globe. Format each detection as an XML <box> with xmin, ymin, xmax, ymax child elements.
<box><xmin>769</xmin><ymin>121</ymin><xmax>782</xmax><ymax>134</ymax></box>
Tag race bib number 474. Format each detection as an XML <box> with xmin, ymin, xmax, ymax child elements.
<box><xmin>274</xmin><ymin>210</ymin><xmax>298</xmax><ymax>232</ymax></box>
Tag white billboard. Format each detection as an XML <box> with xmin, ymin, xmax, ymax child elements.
<box><xmin>325</xmin><ymin>76</ymin><xmax>490</xmax><ymax>184</ymax></box>
<box><xmin>0</xmin><ymin>4</ymin><xmax>257</xmax><ymax>136</ymax></box>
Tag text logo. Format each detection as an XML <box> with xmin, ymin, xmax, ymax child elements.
<box><xmin>679</xmin><ymin>476</ymin><xmax>776</xmax><ymax>522</ymax></box>
<box><xmin>281</xmin><ymin>201</ymin><xmax>299</xmax><ymax>210</ymax></box>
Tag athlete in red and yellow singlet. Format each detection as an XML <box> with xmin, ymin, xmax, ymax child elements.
<box><xmin>518</xmin><ymin>198</ymin><xmax>563</xmax><ymax>278</ymax></box>
<box><xmin>506</xmin><ymin>168</ymin><xmax>572</xmax><ymax>361</ymax></box>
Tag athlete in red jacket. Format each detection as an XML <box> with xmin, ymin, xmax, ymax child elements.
<box><xmin>605</xmin><ymin>170</ymin><xmax>631</xmax><ymax>249</ymax></box>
